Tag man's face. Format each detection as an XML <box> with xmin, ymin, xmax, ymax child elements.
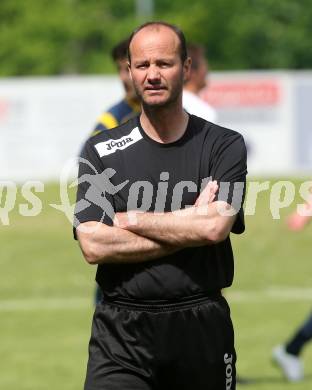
<box><xmin>128</xmin><ymin>26</ymin><xmax>190</xmax><ymax>107</ymax></box>
<box><xmin>116</xmin><ymin>59</ymin><xmax>137</xmax><ymax>100</ymax></box>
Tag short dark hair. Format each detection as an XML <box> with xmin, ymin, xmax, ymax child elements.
<box><xmin>187</xmin><ymin>43</ymin><xmax>206</xmax><ymax>70</ymax></box>
<box><xmin>111</xmin><ymin>38</ymin><xmax>130</xmax><ymax>62</ymax></box>
<box><xmin>127</xmin><ymin>21</ymin><xmax>187</xmax><ymax>64</ymax></box>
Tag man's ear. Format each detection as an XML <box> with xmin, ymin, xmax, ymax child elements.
<box><xmin>127</xmin><ymin>61</ymin><xmax>133</xmax><ymax>80</ymax></box>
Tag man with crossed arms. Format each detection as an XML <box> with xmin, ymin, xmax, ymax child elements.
<box><xmin>75</xmin><ymin>21</ymin><xmax>247</xmax><ymax>390</ymax></box>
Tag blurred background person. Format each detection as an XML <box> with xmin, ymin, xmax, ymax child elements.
<box><xmin>273</xmin><ymin>312</ymin><xmax>312</xmax><ymax>382</ymax></box>
<box><xmin>183</xmin><ymin>43</ymin><xmax>217</xmax><ymax>123</ymax></box>
<box><xmin>92</xmin><ymin>38</ymin><xmax>140</xmax><ymax>304</ymax></box>
<box><xmin>91</xmin><ymin>38</ymin><xmax>140</xmax><ymax>137</ymax></box>
<box><xmin>272</xmin><ymin>199</ymin><xmax>312</xmax><ymax>381</ymax></box>
<box><xmin>286</xmin><ymin>193</ymin><xmax>312</xmax><ymax>231</ymax></box>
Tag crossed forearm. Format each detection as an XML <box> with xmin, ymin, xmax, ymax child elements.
<box><xmin>114</xmin><ymin>202</ymin><xmax>234</xmax><ymax>247</ymax></box>
<box><xmin>78</xmin><ymin>181</ymin><xmax>233</xmax><ymax>264</ymax></box>
<box><xmin>77</xmin><ymin>221</ymin><xmax>181</xmax><ymax>264</ymax></box>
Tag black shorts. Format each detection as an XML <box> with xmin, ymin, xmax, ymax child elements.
<box><xmin>84</xmin><ymin>293</ymin><xmax>236</xmax><ymax>390</ymax></box>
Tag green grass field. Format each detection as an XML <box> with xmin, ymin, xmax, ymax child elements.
<box><xmin>1</xmin><ymin>179</ymin><xmax>311</xmax><ymax>389</ymax></box>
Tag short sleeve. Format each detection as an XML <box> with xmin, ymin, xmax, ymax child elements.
<box><xmin>73</xmin><ymin>140</ymin><xmax>114</xmax><ymax>239</ymax></box>
<box><xmin>210</xmin><ymin>131</ymin><xmax>247</xmax><ymax>234</ymax></box>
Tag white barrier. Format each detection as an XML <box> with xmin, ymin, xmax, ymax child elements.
<box><xmin>0</xmin><ymin>76</ymin><xmax>123</xmax><ymax>181</ymax></box>
<box><xmin>0</xmin><ymin>72</ymin><xmax>311</xmax><ymax>181</ymax></box>
<box><xmin>201</xmin><ymin>71</ymin><xmax>312</xmax><ymax>176</ymax></box>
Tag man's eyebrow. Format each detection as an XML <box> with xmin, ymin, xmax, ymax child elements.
<box><xmin>133</xmin><ymin>59</ymin><xmax>149</xmax><ymax>65</ymax></box>
<box><xmin>156</xmin><ymin>58</ymin><xmax>174</xmax><ymax>63</ymax></box>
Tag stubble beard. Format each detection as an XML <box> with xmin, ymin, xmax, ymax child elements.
<box><xmin>133</xmin><ymin>76</ymin><xmax>184</xmax><ymax>110</ymax></box>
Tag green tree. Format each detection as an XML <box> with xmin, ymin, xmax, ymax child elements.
<box><xmin>0</xmin><ymin>0</ymin><xmax>311</xmax><ymax>76</ymax></box>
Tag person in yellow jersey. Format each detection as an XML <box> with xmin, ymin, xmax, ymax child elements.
<box><xmin>92</xmin><ymin>38</ymin><xmax>141</xmax><ymax>303</ymax></box>
<box><xmin>91</xmin><ymin>38</ymin><xmax>140</xmax><ymax>136</ymax></box>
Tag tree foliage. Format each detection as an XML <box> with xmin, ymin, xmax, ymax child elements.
<box><xmin>0</xmin><ymin>0</ymin><xmax>311</xmax><ymax>76</ymax></box>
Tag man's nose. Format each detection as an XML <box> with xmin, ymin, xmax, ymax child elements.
<box><xmin>147</xmin><ymin>66</ymin><xmax>161</xmax><ymax>82</ymax></box>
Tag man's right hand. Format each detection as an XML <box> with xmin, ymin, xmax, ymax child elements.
<box><xmin>195</xmin><ymin>180</ymin><xmax>218</xmax><ymax>207</ymax></box>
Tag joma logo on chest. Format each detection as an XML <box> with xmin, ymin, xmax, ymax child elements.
<box><xmin>106</xmin><ymin>137</ymin><xmax>133</xmax><ymax>151</ymax></box>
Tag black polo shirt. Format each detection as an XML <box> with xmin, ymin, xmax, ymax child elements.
<box><xmin>74</xmin><ymin>114</ymin><xmax>247</xmax><ymax>301</ymax></box>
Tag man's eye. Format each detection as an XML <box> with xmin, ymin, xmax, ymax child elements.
<box><xmin>137</xmin><ymin>64</ymin><xmax>147</xmax><ymax>69</ymax></box>
<box><xmin>159</xmin><ymin>62</ymin><xmax>171</xmax><ymax>68</ymax></box>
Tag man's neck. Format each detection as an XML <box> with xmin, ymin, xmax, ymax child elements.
<box><xmin>140</xmin><ymin>100</ymin><xmax>189</xmax><ymax>144</ymax></box>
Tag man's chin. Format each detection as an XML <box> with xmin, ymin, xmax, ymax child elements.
<box><xmin>142</xmin><ymin>95</ymin><xmax>169</xmax><ymax>107</ymax></box>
